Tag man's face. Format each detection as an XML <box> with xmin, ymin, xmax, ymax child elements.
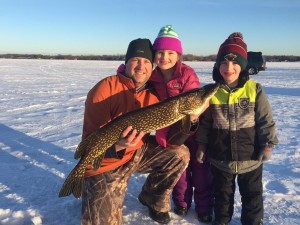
<box><xmin>125</xmin><ymin>57</ymin><xmax>152</xmax><ymax>89</ymax></box>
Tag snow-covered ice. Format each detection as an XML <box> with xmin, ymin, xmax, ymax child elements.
<box><xmin>0</xmin><ymin>59</ymin><xmax>299</xmax><ymax>225</ymax></box>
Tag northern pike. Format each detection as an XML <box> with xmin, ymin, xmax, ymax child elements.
<box><xmin>59</xmin><ymin>83</ymin><xmax>219</xmax><ymax>198</ymax></box>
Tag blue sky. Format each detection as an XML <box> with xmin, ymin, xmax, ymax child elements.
<box><xmin>1</xmin><ymin>0</ymin><xmax>299</xmax><ymax>56</ymax></box>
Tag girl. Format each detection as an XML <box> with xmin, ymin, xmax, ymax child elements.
<box><xmin>150</xmin><ymin>25</ymin><xmax>214</xmax><ymax>223</ymax></box>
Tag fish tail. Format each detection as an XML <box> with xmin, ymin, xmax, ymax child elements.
<box><xmin>59</xmin><ymin>170</ymin><xmax>84</xmax><ymax>199</ymax></box>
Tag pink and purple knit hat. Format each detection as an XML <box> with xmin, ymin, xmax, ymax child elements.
<box><xmin>153</xmin><ymin>25</ymin><xmax>183</xmax><ymax>55</ymax></box>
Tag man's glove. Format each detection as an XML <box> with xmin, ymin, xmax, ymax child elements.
<box><xmin>258</xmin><ymin>147</ymin><xmax>272</xmax><ymax>161</ymax></box>
<box><xmin>196</xmin><ymin>143</ymin><xmax>207</xmax><ymax>164</ymax></box>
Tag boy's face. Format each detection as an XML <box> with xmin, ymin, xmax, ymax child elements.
<box><xmin>219</xmin><ymin>61</ymin><xmax>241</xmax><ymax>87</ymax></box>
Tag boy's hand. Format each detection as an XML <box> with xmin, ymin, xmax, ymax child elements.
<box><xmin>258</xmin><ymin>147</ymin><xmax>272</xmax><ymax>161</ymax></box>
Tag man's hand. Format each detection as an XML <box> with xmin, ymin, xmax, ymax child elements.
<box><xmin>196</xmin><ymin>143</ymin><xmax>207</xmax><ymax>164</ymax></box>
<box><xmin>115</xmin><ymin>126</ymin><xmax>145</xmax><ymax>151</ymax></box>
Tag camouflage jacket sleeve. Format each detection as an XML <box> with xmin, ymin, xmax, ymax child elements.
<box><xmin>255</xmin><ymin>83</ymin><xmax>279</xmax><ymax>148</ymax></box>
<box><xmin>166</xmin><ymin>115</ymin><xmax>199</xmax><ymax>147</ymax></box>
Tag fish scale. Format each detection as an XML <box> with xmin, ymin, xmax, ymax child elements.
<box><xmin>59</xmin><ymin>83</ymin><xmax>219</xmax><ymax>198</ymax></box>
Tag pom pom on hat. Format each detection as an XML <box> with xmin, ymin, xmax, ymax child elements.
<box><xmin>216</xmin><ymin>32</ymin><xmax>248</xmax><ymax>71</ymax></box>
<box><xmin>125</xmin><ymin>38</ymin><xmax>154</xmax><ymax>64</ymax></box>
<box><xmin>153</xmin><ymin>25</ymin><xmax>183</xmax><ymax>55</ymax></box>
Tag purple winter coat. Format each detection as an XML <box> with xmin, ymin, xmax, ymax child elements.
<box><xmin>150</xmin><ymin>61</ymin><xmax>200</xmax><ymax>147</ymax></box>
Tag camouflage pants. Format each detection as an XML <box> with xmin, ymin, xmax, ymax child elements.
<box><xmin>81</xmin><ymin>135</ymin><xmax>190</xmax><ymax>225</ymax></box>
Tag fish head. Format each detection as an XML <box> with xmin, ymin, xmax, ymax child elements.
<box><xmin>178</xmin><ymin>83</ymin><xmax>220</xmax><ymax>115</ymax></box>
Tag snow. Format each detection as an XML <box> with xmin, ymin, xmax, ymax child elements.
<box><xmin>0</xmin><ymin>59</ymin><xmax>299</xmax><ymax>225</ymax></box>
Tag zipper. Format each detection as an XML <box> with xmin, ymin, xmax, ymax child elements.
<box><xmin>234</xmin><ymin>161</ymin><xmax>238</xmax><ymax>174</ymax></box>
<box><xmin>227</xmin><ymin>86</ymin><xmax>238</xmax><ymax>162</ymax></box>
<box><xmin>227</xmin><ymin>88</ymin><xmax>234</xmax><ymax>161</ymax></box>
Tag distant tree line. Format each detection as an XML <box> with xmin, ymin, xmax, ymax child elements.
<box><xmin>0</xmin><ymin>54</ymin><xmax>299</xmax><ymax>62</ymax></box>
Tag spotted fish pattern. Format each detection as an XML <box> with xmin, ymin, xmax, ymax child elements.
<box><xmin>59</xmin><ymin>83</ymin><xmax>219</xmax><ymax>198</ymax></box>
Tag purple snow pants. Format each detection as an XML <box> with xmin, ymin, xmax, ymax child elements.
<box><xmin>172</xmin><ymin>137</ymin><xmax>214</xmax><ymax>215</ymax></box>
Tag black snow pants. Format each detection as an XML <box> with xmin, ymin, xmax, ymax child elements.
<box><xmin>211</xmin><ymin>164</ymin><xmax>263</xmax><ymax>225</ymax></box>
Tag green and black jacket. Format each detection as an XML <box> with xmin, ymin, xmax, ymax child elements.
<box><xmin>196</xmin><ymin>80</ymin><xmax>278</xmax><ymax>163</ymax></box>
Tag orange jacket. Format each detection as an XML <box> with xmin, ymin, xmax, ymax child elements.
<box><xmin>82</xmin><ymin>73</ymin><xmax>159</xmax><ymax>177</ymax></box>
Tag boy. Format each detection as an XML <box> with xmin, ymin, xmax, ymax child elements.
<box><xmin>195</xmin><ymin>32</ymin><xmax>278</xmax><ymax>225</ymax></box>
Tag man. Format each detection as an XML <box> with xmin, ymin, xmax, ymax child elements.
<box><xmin>81</xmin><ymin>38</ymin><xmax>200</xmax><ymax>224</ymax></box>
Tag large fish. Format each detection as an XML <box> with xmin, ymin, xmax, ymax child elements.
<box><xmin>59</xmin><ymin>83</ymin><xmax>219</xmax><ymax>198</ymax></box>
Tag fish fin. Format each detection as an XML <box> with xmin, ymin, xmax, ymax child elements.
<box><xmin>74</xmin><ymin>139</ymin><xmax>90</xmax><ymax>159</ymax></box>
<box><xmin>181</xmin><ymin>115</ymin><xmax>190</xmax><ymax>131</ymax></box>
<box><xmin>59</xmin><ymin>170</ymin><xmax>84</xmax><ymax>199</ymax></box>
<box><xmin>92</xmin><ymin>155</ymin><xmax>104</xmax><ymax>171</ymax></box>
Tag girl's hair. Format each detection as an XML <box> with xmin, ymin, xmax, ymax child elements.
<box><xmin>212</xmin><ymin>64</ymin><xmax>249</xmax><ymax>87</ymax></box>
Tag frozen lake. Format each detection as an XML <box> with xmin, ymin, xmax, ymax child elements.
<box><xmin>0</xmin><ymin>59</ymin><xmax>299</xmax><ymax>225</ymax></box>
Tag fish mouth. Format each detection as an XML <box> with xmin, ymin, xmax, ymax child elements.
<box><xmin>199</xmin><ymin>83</ymin><xmax>220</xmax><ymax>104</ymax></box>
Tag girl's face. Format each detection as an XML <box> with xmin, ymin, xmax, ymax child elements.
<box><xmin>154</xmin><ymin>50</ymin><xmax>179</xmax><ymax>70</ymax></box>
<box><xmin>219</xmin><ymin>61</ymin><xmax>241</xmax><ymax>87</ymax></box>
